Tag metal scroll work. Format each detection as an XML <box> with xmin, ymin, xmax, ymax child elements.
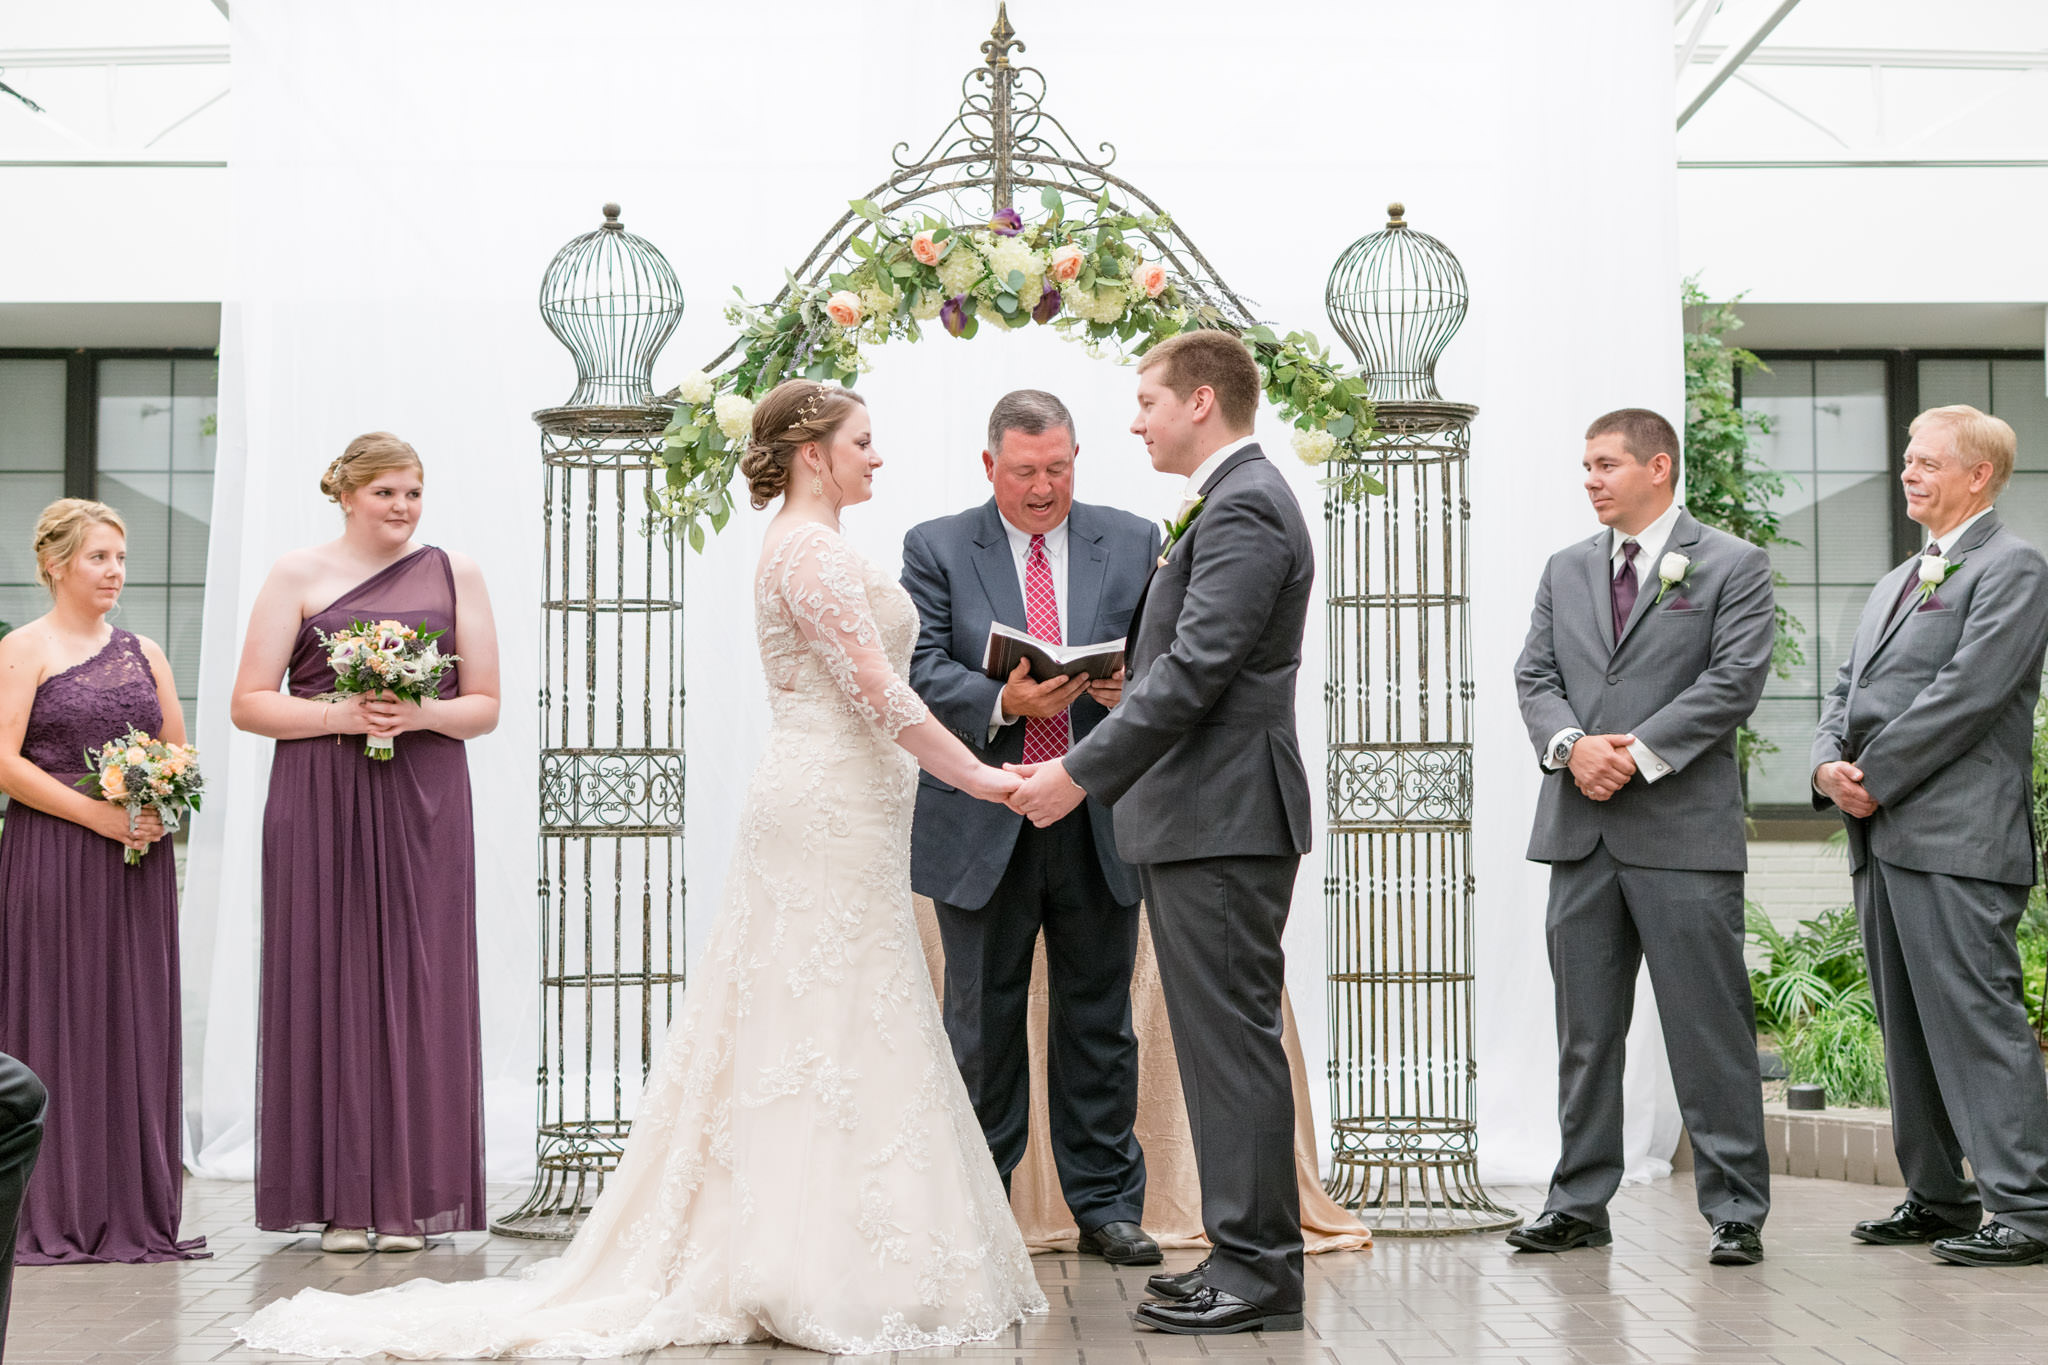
<box><xmin>494</xmin><ymin>209</ymin><xmax>686</xmax><ymax>1239</ymax></box>
<box><xmin>1321</xmin><ymin>206</ymin><xmax>1518</xmax><ymax>1235</ymax></box>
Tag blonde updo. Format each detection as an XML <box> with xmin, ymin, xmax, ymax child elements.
<box><xmin>737</xmin><ymin>379</ymin><xmax>868</xmax><ymax>510</ymax></box>
<box><xmin>32</xmin><ymin>498</ymin><xmax>127</xmax><ymax>590</ymax></box>
<box><xmin>321</xmin><ymin>431</ymin><xmax>424</xmax><ymax>503</ymax></box>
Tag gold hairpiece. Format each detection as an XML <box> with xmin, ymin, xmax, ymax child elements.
<box><xmin>794</xmin><ymin>381</ymin><xmax>831</xmax><ymax>428</ymax></box>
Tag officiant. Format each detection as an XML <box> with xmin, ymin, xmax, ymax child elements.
<box><xmin>902</xmin><ymin>389</ymin><xmax>1163</xmax><ymax>1266</ymax></box>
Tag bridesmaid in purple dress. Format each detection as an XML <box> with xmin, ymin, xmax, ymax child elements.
<box><xmin>0</xmin><ymin>499</ymin><xmax>206</xmax><ymax>1264</ymax></box>
<box><xmin>230</xmin><ymin>432</ymin><xmax>501</xmax><ymax>1254</ymax></box>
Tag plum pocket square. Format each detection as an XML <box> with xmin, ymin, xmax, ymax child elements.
<box><xmin>1663</xmin><ymin>598</ymin><xmax>1699</xmax><ymax>613</ymax></box>
<box><xmin>1915</xmin><ymin>593</ymin><xmax>1949</xmax><ymax>612</ymax></box>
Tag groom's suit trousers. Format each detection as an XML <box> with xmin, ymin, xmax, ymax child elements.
<box><xmin>1140</xmin><ymin>855</ymin><xmax>1303</xmax><ymax>1313</ymax></box>
<box><xmin>0</xmin><ymin>1052</ymin><xmax>48</xmax><ymax>1362</ymax></box>
<box><xmin>1544</xmin><ymin>842</ymin><xmax>1769</xmax><ymax>1229</ymax></box>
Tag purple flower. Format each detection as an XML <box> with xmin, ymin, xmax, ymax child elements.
<box><xmin>940</xmin><ymin>293</ymin><xmax>971</xmax><ymax>337</ymax></box>
<box><xmin>989</xmin><ymin>207</ymin><xmax>1024</xmax><ymax>237</ymax></box>
<box><xmin>1031</xmin><ymin>282</ymin><xmax>1062</xmax><ymax>324</ymax></box>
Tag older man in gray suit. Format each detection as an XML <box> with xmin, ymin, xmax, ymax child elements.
<box><xmin>1814</xmin><ymin>404</ymin><xmax>2048</xmax><ymax>1268</ymax></box>
<box><xmin>1512</xmin><ymin>407</ymin><xmax>1775</xmax><ymax>1265</ymax></box>
<box><xmin>902</xmin><ymin>389</ymin><xmax>1163</xmax><ymax>1268</ymax></box>
<box><xmin>1009</xmin><ymin>331</ymin><xmax>1314</xmax><ymax>1336</ymax></box>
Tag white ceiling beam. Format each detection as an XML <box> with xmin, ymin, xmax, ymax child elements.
<box><xmin>1728</xmin><ymin>70</ymin><xmax>1851</xmax><ymax>148</ymax></box>
<box><xmin>1675</xmin><ymin>0</ymin><xmax>1721</xmax><ymax>76</ymax></box>
<box><xmin>0</xmin><ymin>46</ymin><xmax>229</xmax><ymax>68</ymax></box>
<box><xmin>1679</xmin><ymin>0</ymin><xmax>1806</xmax><ymax>128</ymax></box>
<box><xmin>1686</xmin><ymin>45</ymin><xmax>2048</xmax><ymax>70</ymax></box>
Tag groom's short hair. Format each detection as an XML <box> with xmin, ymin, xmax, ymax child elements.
<box><xmin>1139</xmin><ymin>331</ymin><xmax>1261</xmax><ymax>431</ymax></box>
<box><xmin>1585</xmin><ymin>408</ymin><xmax>1682</xmax><ymax>484</ymax></box>
<box><xmin>988</xmin><ymin>389</ymin><xmax>1075</xmax><ymax>453</ymax></box>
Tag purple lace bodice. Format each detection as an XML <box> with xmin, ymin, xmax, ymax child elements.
<box><xmin>21</xmin><ymin>629</ymin><xmax>162</xmax><ymax>778</ymax></box>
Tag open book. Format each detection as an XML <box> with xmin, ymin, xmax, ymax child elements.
<box><xmin>982</xmin><ymin>621</ymin><xmax>1126</xmax><ymax>684</ymax></box>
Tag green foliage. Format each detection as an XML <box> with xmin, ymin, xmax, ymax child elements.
<box><xmin>1746</xmin><ymin>903</ymin><xmax>1889</xmax><ymax>1105</ymax></box>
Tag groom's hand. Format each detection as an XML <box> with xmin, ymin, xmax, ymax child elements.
<box><xmin>1004</xmin><ymin>759</ymin><xmax>1087</xmax><ymax>827</ymax></box>
<box><xmin>1568</xmin><ymin>733</ymin><xmax>1637</xmax><ymax>802</ymax></box>
<box><xmin>1002</xmin><ymin>659</ymin><xmax>1089</xmax><ymax>721</ymax></box>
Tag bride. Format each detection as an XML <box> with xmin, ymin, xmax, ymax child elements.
<box><xmin>240</xmin><ymin>379</ymin><xmax>1048</xmax><ymax>1357</ymax></box>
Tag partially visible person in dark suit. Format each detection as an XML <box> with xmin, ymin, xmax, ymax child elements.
<box><xmin>902</xmin><ymin>389</ymin><xmax>1163</xmax><ymax>1268</ymax></box>
<box><xmin>1</xmin><ymin>1052</ymin><xmax>47</xmax><ymax>1361</ymax></box>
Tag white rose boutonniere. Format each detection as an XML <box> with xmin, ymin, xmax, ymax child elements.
<box><xmin>1917</xmin><ymin>551</ymin><xmax>1964</xmax><ymax>602</ymax></box>
<box><xmin>1653</xmin><ymin>551</ymin><xmax>1692</xmax><ymax>605</ymax></box>
<box><xmin>1158</xmin><ymin>496</ymin><xmax>1203</xmax><ymax>568</ymax></box>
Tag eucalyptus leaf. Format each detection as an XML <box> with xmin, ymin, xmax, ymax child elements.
<box><xmin>849</xmin><ymin>198</ymin><xmax>884</xmax><ymax>223</ymax></box>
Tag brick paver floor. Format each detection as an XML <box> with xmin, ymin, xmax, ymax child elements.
<box><xmin>9</xmin><ymin>1174</ymin><xmax>2048</xmax><ymax>1363</ymax></box>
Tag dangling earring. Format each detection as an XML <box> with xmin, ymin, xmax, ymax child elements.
<box><xmin>811</xmin><ymin>473</ymin><xmax>823</xmax><ymax>497</ymax></box>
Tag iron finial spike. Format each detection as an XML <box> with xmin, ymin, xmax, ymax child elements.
<box><xmin>1387</xmin><ymin>202</ymin><xmax>1406</xmax><ymax>229</ymax></box>
<box><xmin>602</xmin><ymin>202</ymin><xmax>624</xmax><ymax>232</ymax></box>
<box><xmin>983</xmin><ymin>1</ymin><xmax>1022</xmax><ymax>68</ymax></box>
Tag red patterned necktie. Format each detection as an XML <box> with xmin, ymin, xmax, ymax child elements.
<box><xmin>1021</xmin><ymin>533</ymin><xmax>1070</xmax><ymax>765</ymax></box>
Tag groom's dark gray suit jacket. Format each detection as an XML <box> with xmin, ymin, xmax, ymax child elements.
<box><xmin>1811</xmin><ymin>511</ymin><xmax>2048</xmax><ymax>886</ymax></box>
<box><xmin>1515</xmin><ymin>510</ymin><xmax>1774</xmax><ymax>871</ymax></box>
<box><xmin>903</xmin><ymin>498</ymin><xmax>1159</xmax><ymax>909</ymax></box>
<box><xmin>1064</xmin><ymin>443</ymin><xmax>1314</xmax><ymax>863</ymax></box>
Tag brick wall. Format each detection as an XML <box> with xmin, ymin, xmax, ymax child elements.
<box><xmin>1746</xmin><ymin>836</ymin><xmax>1853</xmax><ymax>933</ymax></box>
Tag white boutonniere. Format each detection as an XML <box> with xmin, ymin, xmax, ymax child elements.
<box><xmin>1158</xmin><ymin>496</ymin><xmax>1203</xmax><ymax>568</ymax></box>
<box><xmin>1916</xmin><ymin>551</ymin><xmax>1964</xmax><ymax>602</ymax></box>
<box><xmin>1652</xmin><ymin>551</ymin><xmax>1692</xmax><ymax>605</ymax></box>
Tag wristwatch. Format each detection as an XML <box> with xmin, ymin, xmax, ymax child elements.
<box><xmin>1551</xmin><ymin>729</ymin><xmax>1586</xmax><ymax>766</ymax></box>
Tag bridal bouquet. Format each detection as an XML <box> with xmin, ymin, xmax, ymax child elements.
<box><xmin>315</xmin><ymin>618</ymin><xmax>459</xmax><ymax>760</ymax></box>
<box><xmin>75</xmin><ymin>726</ymin><xmax>205</xmax><ymax>865</ymax></box>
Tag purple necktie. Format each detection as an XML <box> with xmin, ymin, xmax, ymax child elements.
<box><xmin>1890</xmin><ymin>542</ymin><xmax>1940</xmax><ymax>622</ymax></box>
<box><xmin>1611</xmin><ymin>540</ymin><xmax>1640</xmax><ymax>643</ymax></box>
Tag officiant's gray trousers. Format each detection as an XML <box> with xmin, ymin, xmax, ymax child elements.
<box><xmin>1857</xmin><ymin>858</ymin><xmax>2048</xmax><ymax>1240</ymax></box>
<box><xmin>0</xmin><ymin>1052</ymin><xmax>48</xmax><ymax>1361</ymax></box>
<box><xmin>1141</xmin><ymin>854</ymin><xmax>1303</xmax><ymax>1313</ymax></box>
<box><xmin>1544</xmin><ymin>842</ymin><xmax>1769</xmax><ymax>1229</ymax></box>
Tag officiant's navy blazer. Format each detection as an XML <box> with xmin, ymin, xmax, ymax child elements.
<box><xmin>902</xmin><ymin>498</ymin><xmax>1159</xmax><ymax>909</ymax></box>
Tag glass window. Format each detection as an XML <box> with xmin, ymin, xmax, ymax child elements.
<box><xmin>0</xmin><ymin>359</ymin><xmax>68</xmax><ymax>628</ymax></box>
<box><xmin>1741</xmin><ymin>358</ymin><xmax>1892</xmax><ymax>807</ymax></box>
<box><xmin>94</xmin><ymin>356</ymin><xmax>217</xmax><ymax>729</ymax></box>
<box><xmin>1919</xmin><ymin>357</ymin><xmax>2048</xmax><ymax>558</ymax></box>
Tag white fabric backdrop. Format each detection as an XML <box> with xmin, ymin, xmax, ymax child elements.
<box><xmin>185</xmin><ymin>0</ymin><xmax>1682</xmax><ymax>1194</ymax></box>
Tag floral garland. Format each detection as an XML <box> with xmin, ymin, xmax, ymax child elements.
<box><xmin>654</xmin><ymin>188</ymin><xmax>1379</xmax><ymax>546</ymax></box>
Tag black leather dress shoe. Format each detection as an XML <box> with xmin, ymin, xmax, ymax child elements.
<box><xmin>1133</xmin><ymin>1286</ymin><xmax>1303</xmax><ymax>1335</ymax></box>
<box><xmin>1708</xmin><ymin>1221</ymin><xmax>1764</xmax><ymax>1265</ymax></box>
<box><xmin>1852</xmin><ymin>1199</ymin><xmax>1980</xmax><ymax>1246</ymax></box>
<box><xmin>1146</xmin><ymin>1258</ymin><xmax>1208</xmax><ymax>1301</ymax></box>
<box><xmin>1505</xmin><ymin>1211</ymin><xmax>1612</xmax><ymax>1253</ymax></box>
<box><xmin>1077</xmin><ymin>1219</ymin><xmax>1162</xmax><ymax>1266</ymax></box>
<box><xmin>1931</xmin><ymin>1220</ymin><xmax>2048</xmax><ymax>1267</ymax></box>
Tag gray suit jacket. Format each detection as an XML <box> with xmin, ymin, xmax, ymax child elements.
<box><xmin>1063</xmin><ymin>444</ymin><xmax>1315</xmax><ymax>866</ymax></box>
<box><xmin>903</xmin><ymin>498</ymin><xmax>1159</xmax><ymax>909</ymax></box>
<box><xmin>1515</xmin><ymin>510</ymin><xmax>1774</xmax><ymax>871</ymax></box>
<box><xmin>1811</xmin><ymin>511</ymin><xmax>2048</xmax><ymax>887</ymax></box>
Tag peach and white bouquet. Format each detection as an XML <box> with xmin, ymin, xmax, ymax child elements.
<box><xmin>75</xmin><ymin>726</ymin><xmax>205</xmax><ymax>865</ymax></box>
<box><xmin>315</xmin><ymin>617</ymin><xmax>459</xmax><ymax>760</ymax></box>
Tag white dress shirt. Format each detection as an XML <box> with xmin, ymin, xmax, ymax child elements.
<box><xmin>1176</xmin><ymin>435</ymin><xmax>1259</xmax><ymax>520</ymax></box>
<box><xmin>1544</xmin><ymin>498</ymin><xmax>1684</xmax><ymax>785</ymax></box>
<box><xmin>1924</xmin><ymin>506</ymin><xmax>1991</xmax><ymax>555</ymax></box>
<box><xmin>990</xmin><ymin>514</ymin><xmax>1070</xmax><ymax>735</ymax></box>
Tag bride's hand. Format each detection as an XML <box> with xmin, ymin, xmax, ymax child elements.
<box><xmin>962</xmin><ymin>764</ymin><xmax>1024</xmax><ymax>805</ymax></box>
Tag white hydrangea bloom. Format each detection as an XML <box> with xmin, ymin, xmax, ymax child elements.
<box><xmin>910</xmin><ymin>291</ymin><xmax>945</xmax><ymax>321</ymax></box>
<box><xmin>938</xmin><ymin>239</ymin><xmax>985</xmax><ymax>295</ymax></box>
<box><xmin>674</xmin><ymin>370</ymin><xmax>715</xmax><ymax>405</ymax></box>
<box><xmin>714</xmin><ymin>393</ymin><xmax>756</xmax><ymax>443</ymax></box>
<box><xmin>860</xmin><ymin>285</ymin><xmax>896</xmax><ymax>323</ymax></box>
<box><xmin>976</xmin><ymin>236</ymin><xmax>1046</xmax><ymax>299</ymax></box>
<box><xmin>1065</xmin><ymin>284</ymin><xmax>1128</xmax><ymax>324</ymax></box>
<box><xmin>1292</xmin><ymin>427</ymin><xmax>1338</xmax><ymax>466</ymax></box>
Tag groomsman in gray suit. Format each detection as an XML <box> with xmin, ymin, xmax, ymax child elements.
<box><xmin>902</xmin><ymin>389</ymin><xmax>1163</xmax><ymax>1268</ymax></box>
<box><xmin>1512</xmin><ymin>408</ymin><xmax>1775</xmax><ymax>1265</ymax></box>
<box><xmin>1813</xmin><ymin>404</ymin><xmax>2048</xmax><ymax>1267</ymax></box>
<box><xmin>1009</xmin><ymin>332</ymin><xmax>1315</xmax><ymax>1335</ymax></box>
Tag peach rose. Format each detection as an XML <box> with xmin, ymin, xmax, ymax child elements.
<box><xmin>102</xmin><ymin>765</ymin><xmax>128</xmax><ymax>799</ymax></box>
<box><xmin>124</xmin><ymin>745</ymin><xmax>148</xmax><ymax>766</ymax></box>
<box><xmin>1133</xmin><ymin>261</ymin><xmax>1168</xmax><ymax>298</ymax></box>
<box><xmin>910</xmin><ymin>230</ymin><xmax>950</xmax><ymax>266</ymax></box>
<box><xmin>825</xmin><ymin>290</ymin><xmax>863</xmax><ymax>328</ymax></box>
<box><xmin>1048</xmin><ymin>244</ymin><xmax>1084</xmax><ymax>283</ymax></box>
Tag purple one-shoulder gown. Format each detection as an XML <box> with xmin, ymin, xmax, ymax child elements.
<box><xmin>0</xmin><ymin>628</ymin><xmax>208</xmax><ymax>1264</ymax></box>
<box><xmin>255</xmin><ymin>546</ymin><xmax>485</xmax><ymax>1235</ymax></box>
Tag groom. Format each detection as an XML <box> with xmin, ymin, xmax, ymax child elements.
<box><xmin>1008</xmin><ymin>331</ymin><xmax>1313</xmax><ymax>1336</ymax></box>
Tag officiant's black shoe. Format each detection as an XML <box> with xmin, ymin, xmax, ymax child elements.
<box><xmin>1930</xmin><ymin>1221</ymin><xmax>2048</xmax><ymax>1267</ymax></box>
<box><xmin>1077</xmin><ymin>1220</ymin><xmax>1162</xmax><ymax>1266</ymax></box>
<box><xmin>1708</xmin><ymin>1222</ymin><xmax>1764</xmax><ymax>1265</ymax></box>
<box><xmin>1133</xmin><ymin>1286</ymin><xmax>1302</xmax><ymax>1335</ymax></box>
<box><xmin>1505</xmin><ymin>1211</ymin><xmax>1611</xmax><ymax>1253</ymax></box>
<box><xmin>1146</xmin><ymin>1258</ymin><xmax>1208</xmax><ymax>1301</ymax></box>
<box><xmin>1852</xmin><ymin>1199</ymin><xmax>1980</xmax><ymax>1246</ymax></box>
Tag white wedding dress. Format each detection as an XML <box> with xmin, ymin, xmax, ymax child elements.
<box><xmin>239</xmin><ymin>522</ymin><xmax>1046</xmax><ymax>1358</ymax></box>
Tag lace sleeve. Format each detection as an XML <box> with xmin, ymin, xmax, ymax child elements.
<box><xmin>776</xmin><ymin>525</ymin><xmax>931</xmax><ymax>739</ymax></box>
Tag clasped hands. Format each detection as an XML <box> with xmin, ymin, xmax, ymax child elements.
<box><xmin>1569</xmin><ymin>733</ymin><xmax>1639</xmax><ymax>802</ymax></box>
<box><xmin>1813</xmin><ymin>760</ymin><xmax>1879</xmax><ymax>818</ymax></box>
<box><xmin>327</xmin><ymin>689</ymin><xmax>429</xmax><ymax>740</ymax></box>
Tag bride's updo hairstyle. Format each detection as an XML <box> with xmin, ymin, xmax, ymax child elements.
<box><xmin>321</xmin><ymin>431</ymin><xmax>424</xmax><ymax>504</ymax></box>
<box><xmin>738</xmin><ymin>379</ymin><xmax>868</xmax><ymax>509</ymax></box>
<box><xmin>32</xmin><ymin>498</ymin><xmax>127</xmax><ymax>590</ymax></box>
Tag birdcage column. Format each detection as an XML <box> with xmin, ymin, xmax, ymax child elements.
<box><xmin>1321</xmin><ymin>204</ymin><xmax>1518</xmax><ymax>1235</ymax></box>
<box><xmin>492</xmin><ymin>205</ymin><xmax>687</xmax><ymax>1240</ymax></box>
